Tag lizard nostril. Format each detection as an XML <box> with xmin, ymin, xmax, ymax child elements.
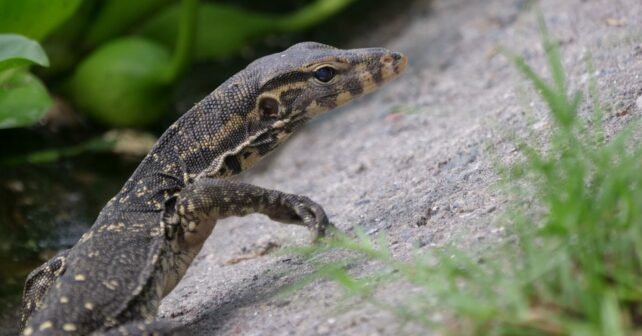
<box><xmin>383</xmin><ymin>52</ymin><xmax>405</xmax><ymax>65</ymax></box>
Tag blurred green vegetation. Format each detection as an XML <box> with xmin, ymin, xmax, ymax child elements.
<box><xmin>0</xmin><ymin>0</ymin><xmax>356</xmax><ymax>129</ymax></box>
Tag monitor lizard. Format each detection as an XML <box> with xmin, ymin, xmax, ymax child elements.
<box><xmin>19</xmin><ymin>42</ymin><xmax>407</xmax><ymax>336</ymax></box>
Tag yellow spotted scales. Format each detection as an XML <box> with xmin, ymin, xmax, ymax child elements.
<box><xmin>20</xmin><ymin>42</ymin><xmax>407</xmax><ymax>336</ymax></box>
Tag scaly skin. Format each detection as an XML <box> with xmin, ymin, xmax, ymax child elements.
<box><xmin>20</xmin><ymin>42</ymin><xmax>407</xmax><ymax>336</ymax></box>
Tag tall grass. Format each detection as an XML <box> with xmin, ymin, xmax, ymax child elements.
<box><xmin>297</xmin><ymin>15</ymin><xmax>642</xmax><ymax>335</ymax></box>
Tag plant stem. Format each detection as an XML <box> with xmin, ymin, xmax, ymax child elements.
<box><xmin>277</xmin><ymin>0</ymin><xmax>356</xmax><ymax>32</ymax></box>
<box><xmin>163</xmin><ymin>0</ymin><xmax>198</xmax><ymax>83</ymax></box>
<box><xmin>0</xmin><ymin>137</ymin><xmax>115</xmax><ymax>165</ymax></box>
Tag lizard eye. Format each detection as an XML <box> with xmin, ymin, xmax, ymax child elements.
<box><xmin>313</xmin><ymin>66</ymin><xmax>335</xmax><ymax>83</ymax></box>
<box><xmin>259</xmin><ymin>97</ymin><xmax>280</xmax><ymax>118</ymax></box>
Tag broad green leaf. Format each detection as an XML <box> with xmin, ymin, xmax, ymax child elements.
<box><xmin>0</xmin><ymin>34</ymin><xmax>49</xmax><ymax>72</ymax></box>
<box><xmin>0</xmin><ymin>70</ymin><xmax>52</xmax><ymax>129</ymax></box>
<box><xmin>68</xmin><ymin>37</ymin><xmax>171</xmax><ymax>127</ymax></box>
<box><xmin>0</xmin><ymin>0</ymin><xmax>83</xmax><ymax>40</ymax></box>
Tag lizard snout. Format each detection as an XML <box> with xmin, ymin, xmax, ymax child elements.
<box><xmin>381</xmin><ymin>51</ymin><xmax>408</xmax><ymax>77</ymax></box>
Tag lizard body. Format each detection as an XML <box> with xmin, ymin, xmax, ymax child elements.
<box><xmin>20</xmin><ymin>42</ymin><xmax>407</xmax><ymax>336</ymax></box>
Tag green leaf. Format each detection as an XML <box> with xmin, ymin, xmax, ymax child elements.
<box><xmin>0</xmin><ymin>34</ymin><xmax>49</xmax><ymax>72</ymax></box>
<box><xmin>0</xmin><ymin>0</ymin><xmax>83</xmax><ymax>40</ymax></box>
<box><xmin>0</xmin><ymin>69</ymin><xmax>52</xmax><ymax>129</ymax></box>
<box><xmin>600</xmin><ymin>291</ymin><xmax>625</xmax><ymax>336</ymax></box>
<box><xmin>68</xmin><ymin>37</ymin><xmax>172</xmax><ymax>127</ymax></box>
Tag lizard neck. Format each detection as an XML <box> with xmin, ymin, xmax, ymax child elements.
<box><xmin>109</xmin><ymin>89</ymin><xmax>257</xmax><ymax>211</ymax></box>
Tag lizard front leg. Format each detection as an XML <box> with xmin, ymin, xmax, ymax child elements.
<box><xmin>159</xmin><ymin>178</ymin><xmax>332</xmax><ymax>297</ymax></box>
<box><xmin>165</xmin><ymin>178</ymin><xmax>332</xmax><ymax>248</ymax></box>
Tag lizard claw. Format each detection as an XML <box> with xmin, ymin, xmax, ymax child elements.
<box><xmin>312</xmin><ymin>221</ymin><xmax>341</xmax><ymax>244</ymax></box>
<box><xmin>284</xmin><ymin>195</ymin><xmax>331</xmax><ymax>242</ymax></box>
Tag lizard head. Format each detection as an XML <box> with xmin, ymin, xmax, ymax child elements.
<box><xmin>201</xmin><ymin>42</ymin><xmax>407</xmax><ymax>177</ymax></box>
<box><xmin>249</xmin><ymin>42</ymin><xmax>407</xmax><ymax>120</ymax></box>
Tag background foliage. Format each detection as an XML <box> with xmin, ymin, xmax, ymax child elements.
<box><xmin>0</xmin><ymin>0</ymin><xmax>356</xmax><ymax>129</ymax></box>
